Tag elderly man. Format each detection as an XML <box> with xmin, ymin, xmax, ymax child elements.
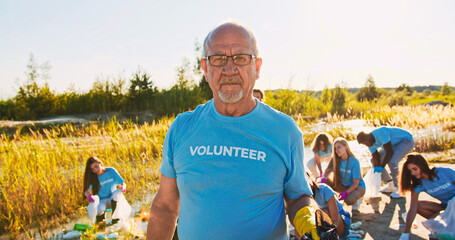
<box><xmin>147</xmin><ymin>22</ymin><xmax>318</xmax><ymax>240</ymax></box>
<box><xmin>357</xmin><ymin>126</ymin><xmax>415</xmax><ymax>198</ymax></box>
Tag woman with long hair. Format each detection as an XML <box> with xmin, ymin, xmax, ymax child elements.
<box><xmin>397</xmin><ymin>153</ymin><xmax>455</xmax><ymax>240</ymax></box>
<box><xmin>307</xmin><ymin>133</ymin><xmax>333</xmax><ymax>178</ymax></box>
<box><xmin>83</xmin><ymin>156</ymin><xmax>127</xmax><ymax>224</ymax></box>
<box><xmin>321</xmin><ymin>138</ymin><xmax>365</xmax><ymax>209</ymax></box>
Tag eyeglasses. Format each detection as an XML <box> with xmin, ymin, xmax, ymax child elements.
<box><xmin>204</xmin><ymin>54</ymin><xmax>255</xmax><ymax>66</ymax></box>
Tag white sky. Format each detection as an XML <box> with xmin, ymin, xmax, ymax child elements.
<box><xmin>1</xmin><ymin>0</ymin><xmax>454</xmax><ymax>100</ymax></box>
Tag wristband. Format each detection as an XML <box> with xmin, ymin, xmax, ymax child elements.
<box><xmin>88</xmin><ymin>194</ymin><xmax>95</xmax><ymax>203</ymax></box>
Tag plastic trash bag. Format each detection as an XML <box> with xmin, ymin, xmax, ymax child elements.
<box><xmin>363</xmin><ymin>168</ymin><xmax>381</xmax><ymax>198</ymax></box>
<box><xmin>96</xmin><ymin>232</ymin><xmax>119</xmax><ymax>239</ymax></box>
<box><xmin>87</xmin><ymin>195</ymin><xmax>100</xmax><ymax>224</ymax></box>
<box><xmin>112</xmin><ymin>191</ymin><xmax>132</xmax><ymax>221</ymax></box>
<box><xmin>63</xmin><ymin>230</ymin><xmax>82</xmax><ymax>239</ymax></box>
<box><xmin>422</xmin><ymin>197</ymin><xmax>455</xmax><ymax>239</ymax></box>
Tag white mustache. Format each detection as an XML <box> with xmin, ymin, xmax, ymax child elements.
<box><xmin>220</xmin><ymin>78</ymin><xmax>242</xmax><ymax>85</ymax></box>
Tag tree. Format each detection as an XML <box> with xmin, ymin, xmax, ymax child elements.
<box><xmin>14</xmin><ymin>54</ymin><xmax>55</xmax><ymax>120</ymax></box>
<box><xmin>320</xmin><ymin>86</ymin><xmax>331</xmax><ymax>105</ymax></box>
<box><xmin>126</xmin><ymin>68</ymin><xmax>156</xmax><ymax>111</ymax></box>
<box><xmin>441</xmin><ymin>82</ymin><xmax>452</xmax><ymax>96</ymax></box>
<box><xmin>331</xmin><ymin>84</ymin><xmax>346</xmax><ymax>114</ymax></box>
<box><xmin>0</xmin><ymin>99</ymin><xmax>15</xmax><ymax>120</ymax></box>
<box><xmin>356</xmin><ymin>75</ymin><xmax>378</xmax><ymax>101</ymax></box>
<box><xmin>396</xmin><ymin>83</ymin><xmax>413</xmax><ymax>96</ymax></box>
<box><xmin>194</xmin><ymin>41</ymin><xmax>212</xmax><ymax>100</ymax></box>
<box><xmin>129</xmin><ymin>68</ymin><xmax>154</xmax><ymax>96</ymax></box>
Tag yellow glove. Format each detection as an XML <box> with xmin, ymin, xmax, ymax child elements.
<box><xmin>293</xmin><ymin>206</ymin><xmax>320</xmax><ymax>240</ymax></box>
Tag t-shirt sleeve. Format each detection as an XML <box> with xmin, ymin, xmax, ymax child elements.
<box><xmin>319</xmin><ymin>184</ymin><xmax>336</xmax><ymax>202</ymax></box>
<box><xmin>112</xmin><ymin>168</ymin><xmax>124</xmax><ymax>185</ymax></box>
<box><xmin>284</xmin><ymin>133</ymin><xmax>312</xmax><ymax>199</ymax></box>
<box><xmin>369</xmin><ymin>127</ymin><xmax>390</xmax><ymax>153</ymax></box>
<box><xmin>440</xmin><ymin>167</ymin><xmax>455</xmax><ymax>182</ymax></box>
<box><xmin>368</xmin><ymin>145</ymin><xmax>377</xmax><ymax>154</ymax></box>
<box><xmin>160</xmin><ymin>117</ymin><xmax>180</xmax><ymax>178</ymax></box>
<box><xmin>414</xmin><ymin>185</ymin><xmax>424</xmax><ymax>194</ymax></box>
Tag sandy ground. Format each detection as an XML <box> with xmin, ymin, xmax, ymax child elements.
<box><xmin>352</xmin><ymin>191</ymin><xmax>434</xmax><ymax>240</ymax></box>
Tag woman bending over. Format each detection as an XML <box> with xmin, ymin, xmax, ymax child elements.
<box><xmin>398</xmin><ymin>153</ymin><xmax>455</xmax><ymax>240</ymax></box>
<box><xmin>310</xmin><ymin>175</ymin><xmax>350</xmax><ymax>239</ymax></box>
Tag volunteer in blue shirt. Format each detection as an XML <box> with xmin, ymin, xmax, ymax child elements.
<box><xmin>397</xmin><ymin>153</ymin><xmax>455</xmax><ymax>240</ymax></box>
<box><xmin>308</xmin><ymin>176</ymin><xmax>350</xmax><ymax>240</ymax></box>
<box><xmin>321</xmin><ymin>138</ymin><xmax>366</xmax><ymax>209</ymax></box>
<box><xmin>357</xmin><ymin>126</ymin><xmax>415</xmax><ymax>198</ymax></box>
<box><xmin>147</xmin><ymin>22</ymin><xmax>319</xmax><ymax>240</ymax></box>
<box><xmin>83</xmin><ymin>156</ymin><xmax>126</xmax><ymax>224</ymax></box>
<box><xmin>307</xmin><ymin>133</ymin><xmax>333</xmax><ymax>179</ymax></box>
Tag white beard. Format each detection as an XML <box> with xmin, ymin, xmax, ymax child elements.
<box><xmin>218</xmin><ymin>90</ymin><xmax>243</xmax><ymax>103</ymax></box>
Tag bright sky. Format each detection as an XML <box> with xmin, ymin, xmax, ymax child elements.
<box><xmin>1</xmin><ymin>0</ymin><xmax>454</xmax><ymax>100</ymax></box>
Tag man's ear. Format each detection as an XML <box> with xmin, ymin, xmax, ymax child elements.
<box><xmin>201</xmin><ymin>58</ymin><xmax>208</xmax><ymax>79</ymax></box>
<box><xmin>255</xmin><ymin>58</ymin><xmax>262</xmax><ymax>79</ymax></box>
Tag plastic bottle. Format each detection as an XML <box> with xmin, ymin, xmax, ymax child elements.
<box><xmin>350</xmin><ymin>221</ymin><xmax>362</xmax><ymax>230</ymax></box>
<box><xmin>350</xmin><ymin>230</ymin><xmax>365</xmax><ymax>236</ymax></box>
<box><xmin>105</xmin><ymin>208</ymin><xmax>113</xmax><ymax>225</ymax></box>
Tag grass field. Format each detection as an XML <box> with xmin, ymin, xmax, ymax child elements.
<box><xmin>0</xmin><ymin>105</ymin><xmax>454</xmax><ymax>237</ymax></box>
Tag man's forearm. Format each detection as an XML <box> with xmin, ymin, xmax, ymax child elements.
<box><xmin>146</xmin><ymin>205</ymin><xmax>178</xmax><ymax>240</ymax></box>
<box><xmin>287</xmin><ymin>195</ymin><xmax>312</xmax><ymax>222</ymax></box>
<box><xmin>382</xmin><ymin>152</ymin><xmax>393</xmax><ymax>167</ymax></box>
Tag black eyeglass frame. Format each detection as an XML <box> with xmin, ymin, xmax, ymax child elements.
<box><xmin>203</xmin><ymin>54</ymin><xmax>256</xmax><ymax>66</ymax></box>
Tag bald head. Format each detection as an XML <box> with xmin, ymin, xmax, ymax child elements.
<box><xmin>202</xmin><ymin>22</ymin><xmax>259</xmax><ymax>58</ymax></box>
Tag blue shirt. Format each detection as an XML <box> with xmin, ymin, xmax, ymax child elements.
<box><xmin>314</xmin><ymin>183</ymin><xmax>344</xmax><ymax>211</ymax></box>
<box><xmin>339</xmin><ymin>156</ymin><xmax>366</xmax><ymax>190</ymax></box>
<box><xmin>314</xmin><ymin>143</ymin><xmax>332</xmax><ymax>158</ymax></box>
<box><xmin>314</xmin><ymin>184</ymin><xmax>351</xmax><ymax>240</ymax></box>
<box><xmin>160</xmin><ymin>99</ymin><xmax>312</xmax><ymax>240</ymax></box>
<box><xmin>97</xmin><ymin>167</ymin><xmax>124</xmax><ymax>199</ymax></box>
<box><xmin>368</xmin><ymin>127</ymin><xmax>414</xmax><ymax>154</ymax></box>
<box><xmin>414</xmin><ymin>167</ymin><xmax>455</xmax><ymax>206</ymax></box>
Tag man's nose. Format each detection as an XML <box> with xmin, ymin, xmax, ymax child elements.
<box><xmin>222</xmin><ymin>58</ymin><xmax>238</xmax><ymax>74</ymax></box>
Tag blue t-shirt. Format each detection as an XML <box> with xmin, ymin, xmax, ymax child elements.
<box><xmin>339</xmin><ymin>156</ymin><xmax>366</xmax><ymax>190</ymax></box>
<box><xmin>97</xmin><ymin>167</ymin><xmax>124</xmax><ymax>199</ymax></box>
<box><xmin>368</xmin><ymin>126</ymin><xmax>414</xmax><ymax>154</ymax></box>
<box><xmin>160</xmin><ymin>99</ymin><xmax>312</xmax><ymax>240</ymax></box>
<box><xmin>314</xmin><ymin>184</ymin><xmax>344</xmax><ymax>211</ymax></box>
<box><xmin>314</xmin><ymin>184</ymin><xmax>350</xmax><ymax>240</ymax></box>
<box><xmin>314</xmin><ymin>143</ymin><xmax>332</xmax><ymax>158</ymax></box>
<box><xmin>414</xmin><ymin>167</ymin><xmax>455</xmax><ymax>206</ymax></box>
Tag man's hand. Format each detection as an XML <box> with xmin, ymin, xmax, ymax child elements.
<box><xmin>338</xmin><ymin>191</ymin><xmax>348</xmax><ymax>201</ymax></box>
<box><xmin>293</xmin><ymin>206</ymin><xmax>320</xmax><ymax>240</ymax></box>
<box><xmin>373</xmin><ymin>166</ymin><xmax>384</xmax><ymax>173</ymax></box>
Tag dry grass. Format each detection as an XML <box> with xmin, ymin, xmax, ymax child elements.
<box><xmin>0</xmin><ymin>117</ymin><xmax>172</xmax><ymax>236</ymax></box>
<box><xmin>1</xmin><ymin>104</ymin><xmax>454</xmax><ymax>236</ymax></box>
